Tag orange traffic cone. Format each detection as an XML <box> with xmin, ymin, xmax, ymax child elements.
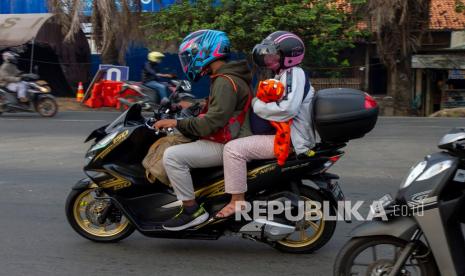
<box><xmin>76</xmin><ymin>82</ymin><xmax>84</xmax><ymax>102</ymax></box>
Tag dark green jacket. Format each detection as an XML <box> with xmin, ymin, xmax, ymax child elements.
<box><xmin>177</xmin><ymin>60</ymin><xmax>252</xmax><ymax>138</ymax></box>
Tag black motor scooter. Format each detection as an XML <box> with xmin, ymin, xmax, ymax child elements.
<box><xmin>65</xmin><ymin>88</ymin><xmax>378</xmax><ymax>253</ymax></box>
<box><xmin>334</xmin><ymin>127</ymin><xmax>465</xmax><ymax>276</ymax></box>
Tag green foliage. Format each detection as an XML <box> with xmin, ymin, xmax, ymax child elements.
<box><xmin>456</xmin><ymin>0</ymin><xmax>465</xmax><ymax>13</ymax></box>
<box><xmin>142</xmin><ymin>0</ymin><xmax>364</xmax><ymax>69</ymax></box>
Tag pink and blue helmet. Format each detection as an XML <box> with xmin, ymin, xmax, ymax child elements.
<box><xmin>178</xmin><ymin>30</ymin><xmax>231</xmax><ymax>82</ymax></box>
<box><xmin>252</xmin><ymin>31</ymin><xmax>305</xmax><ymax>72</ymax></box>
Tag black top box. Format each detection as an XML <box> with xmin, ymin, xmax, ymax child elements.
<box><xmin>313</xmin><ymin>88</ymin><xmax>379</xmax><ymax>143</ymax></box>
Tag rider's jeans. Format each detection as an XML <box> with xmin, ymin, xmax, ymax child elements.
<box><xmin>163</xmin><ymin>140</ymin><xmax>224</xmax><ymax>201</ymax></box>
<box><xmin>145</xmin><ymin>81</ymin><xmax>169</xmax><ymax>100</ymax></box>
<box><xmin>7</xmin><ymin>81</ymin><xmax>27</xmax><ymax>98</ymax></box>
<box><xmin>223</xmin><ymin>135</ymin><xmax>275</xmax><ymax>194</ymax></box>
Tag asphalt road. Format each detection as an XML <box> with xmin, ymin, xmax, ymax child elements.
<box><xmin>0</xmin><ymin>111</ymin><xmax>463</xmax><ymax>276</ymax></box>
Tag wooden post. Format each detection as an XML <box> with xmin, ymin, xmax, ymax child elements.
<box><xmin>414</xmin><ymin>69</ymin><xmax>422</xmax><ymax>115</ymax></box>
<box><xmin>364</xmin><ymin>43</ymin><xmax>370</xmax><ymax>91</ymax></box>
<box><xmin>29</xmin><ymin>37</ymin><xmax>35</xmax><ymax>73</ymax></box>
<box><xmin>425</xmin><ymin>70</ymin><xmax>432</xmax><ymax>115</ymax></box>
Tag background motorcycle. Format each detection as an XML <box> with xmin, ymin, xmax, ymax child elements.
<box><xmin>0</xmin><ymin>73</ymin><xmax>58</xmax><ymax>117</ymax></box>
<box><xmin>334</xmin><ymin>128</ymin><xmax>465</xmax><ymax>276</ymax></box>
<box><xmin>118</xmin><ymin>77</ymin><xmax>193</xmax><ymax>112</ymax></box>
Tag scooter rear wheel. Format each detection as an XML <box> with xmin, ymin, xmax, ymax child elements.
<box><xmin>275</xmin><ymin>186</ymin><xmax>337</xmax><ymax>253</ymax></box>
<box><xmin>0</xmin><ymin>94</ymin><xmax>5</xmax><ymax>115</ymax></box>
<box><xmin>65</xmin><ymin>188</ymin><xmax>135</xmax><ymax>243</ymax></box>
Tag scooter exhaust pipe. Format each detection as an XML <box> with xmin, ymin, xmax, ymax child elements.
<box><xmin>239</xmin><ymin>218</ymin><xmax>295</xmax><ymax>241</ymax></box>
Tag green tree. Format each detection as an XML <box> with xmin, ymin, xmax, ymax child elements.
<box><xmin>142</xmin><ymin>0</ymin><xmax>363</xmax><ymax>70</ymax></box>
<box><xmin>457</xmin><ymin>0</ymin><xmax>465</xmax><ymax>13</ymax></box>
<box><xmin>350</xmin><ymin>0</ymin><xmax>430</xmax><ymax>115</ymax></box>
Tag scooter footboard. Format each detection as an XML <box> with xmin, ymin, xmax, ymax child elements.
<box><xmin>350</xmin><ymin>216</ymin><xmax>417</xmax><ymax>241</ymax></box>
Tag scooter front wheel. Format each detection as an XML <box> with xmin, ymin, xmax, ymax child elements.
<box><xmin>334</xmin><ymin>236</ymin><xmax>438</xmax><ymax>276</ymax></box>
<box><xmin>65</xmin><ymin>188</ymin><xmax>135</xmax><ymax>243</ymax></box>
<box><xmin>36</xmin><ymin>97</ymin><xmax>58</xmax><ymax>117</ymax></box>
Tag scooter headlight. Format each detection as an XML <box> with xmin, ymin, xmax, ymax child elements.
<box><xmin>90</xmin><ymin>131</ymin><xmax>119</xmax><ymax>151</ymax></box>
<box><xmin>416</xmin><ymin>160</ymin><xmax>453</xmax><ymax>182</ymax></box>
<box><xmin>84</xmin><ymin>132</ymin><xmax>118</xmax><ymax>165</ymax></box>
<box><xmin>400</xmin><ymin>161</ymin><xmax>427</xmax><ymax>189</ymax></box>
<box><xmin>39</xmin><ymin>86</ymin><xmax>50</xmax><ymax>93</ymax></box>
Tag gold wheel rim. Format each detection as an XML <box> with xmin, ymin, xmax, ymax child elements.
<box><xmin>277</xmin><ymin>196</ymin><xmax>326</xmax><ymax>248</ymax></box>
<box><xmin>73</xmin><ymin>189</ymin><xmax>129</xmax><ymax>237</ymax></box>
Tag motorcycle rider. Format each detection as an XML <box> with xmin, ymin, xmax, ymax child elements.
<box><xmin>153</xmin><ymin>30</ymin><xmax>252</xmax><ymax>231</ymax></box>
<box><xmin>216</xmin><ymin>31</ymin><xmax>316</xmax><ymax>218</ymax></box>
<box><xmin>0</xmin><ymin>51</ymin><xmax>28</xmax><ymax>103</ymax></box>
<box><xmin>143</xmin><ymin>51</ymin><xmax>175</xmax><ymax>102</ymax></box>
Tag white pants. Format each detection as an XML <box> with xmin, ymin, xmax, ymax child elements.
<box><xmin>163</xmin><ymin>140</ymin><xmax>225</xmax><ymax>201</ymax></box>
<box><xmin>7</xmin><ymin>82</ymin><xmax>27</xmax><ymax>98</ymax></box>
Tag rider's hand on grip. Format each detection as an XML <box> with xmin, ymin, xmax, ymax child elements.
<box><xmin>153</xmin><ymin>119</ymin><xmax>177</xmax><ymax>131</ymax></box>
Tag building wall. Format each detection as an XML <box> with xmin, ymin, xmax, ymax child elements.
<box><xmin>0</xmin><ymin>0</ymin><xmax>174</xmax><ymax>15</ymax></box>
<box><xmin>421</xmin><ymin>31</ymin><xmax>451</xmax><ymax>51</ymax></box>
<box><xmin>0</xmin><ymin>0</ymin><xmax>48</xmax><ymax>14</ymax></box>
<box><xmin>451</xmin><ymin>31</ymin><xmax>465</xmax><ymax>47</ymax></box>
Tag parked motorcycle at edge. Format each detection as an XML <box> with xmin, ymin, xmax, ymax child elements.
<box><xmin>0</xmin><ymin>73</ymin><xmax>58</xmax><ymax>117</ymax></box>
<box><xmin>65</xmin><ymin>88</ymin><xmax>378</xmax><ymax>253</ymax></box>
<box><xmin>334</xmin><ymin>127</ymin><xmax>465</xmax><ymax>276</ymax></box>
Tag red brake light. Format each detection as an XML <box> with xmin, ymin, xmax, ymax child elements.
<box><xmin>364</xmin><ymin>93</ymin><xmax>377</xmax><ymax>109</ymax></box>
<box><xmin>329</xmin><ymin>155</ymin><xmax>341</xmax><ymax>163</ymax></box>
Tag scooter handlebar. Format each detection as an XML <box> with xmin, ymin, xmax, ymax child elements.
<box><xmin>145</xmin><ymin>118</ymin><xmax>174</xmax><ymax>135</ymax></box>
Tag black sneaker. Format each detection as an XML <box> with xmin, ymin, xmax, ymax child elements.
<box><xmin>162</xmin><ymin>204</ymin><xmax>209</xmax><ymax>231</ymax></box>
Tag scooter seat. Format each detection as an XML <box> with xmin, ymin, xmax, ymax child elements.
<box><xmin>247</xmin><ymin>158</ymin><xmax>278</xmax><ymax>169</ymax></box>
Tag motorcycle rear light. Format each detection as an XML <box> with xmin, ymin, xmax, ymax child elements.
<box><xmin>364</xmin><ymin>93</ymin><xmax>377</xmax><ymax>109</ymax></box>
<box><xmin>329</xmin><ymin>156</ymin><xmax>341</xmax><ymax>163</ymax></box>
